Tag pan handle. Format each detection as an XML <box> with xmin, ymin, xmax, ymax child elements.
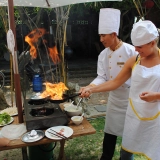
<box><xmin>67</xmin><ymin>92</ymin><xmax>81</xmax><ymax>99</ymax></box>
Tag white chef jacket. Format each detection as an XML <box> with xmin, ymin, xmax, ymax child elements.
<box><xmin>91</xmin><ymin>42</ymin><xmax>137</xmax><ymax>136</ymax></box>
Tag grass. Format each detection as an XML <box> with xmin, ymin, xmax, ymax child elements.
<box><xmin>54</xmin><ymin>117</ymin><xmax>147</xmax><ymax>160</ymax></box>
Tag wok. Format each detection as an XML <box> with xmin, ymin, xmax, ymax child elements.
<box><xmin>29</xmin><ymin>94</ymin><xmax>50</xmax><ymax>105</ymax></box>
<box><xmin>30</xmin><ymin>93</ymin><xmax>50</xmax><ymax>101</ymax></box>
<box><xmin>48</xmin><ymin>93</ymin><xmax>81</xmax><ymax>103</ymax></box>
<box><xmin>28</xmin><ymin>99</ymin><xmax>48</xmax><ymax>105</ymax></box>
<box><xmin>30</xmin><ymin>93</ymin><xmax>81</xmax><ymax>104</ymax></box>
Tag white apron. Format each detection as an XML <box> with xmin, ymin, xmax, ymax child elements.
<box><xmin>122</xmin><ymin>62</ymin><xmax>160</xmax><ymax>160</ymax></box>
<box><xmin>99</xmin><ymin>43</ymin><xmax>136</xmax><ymax>137</ymax></box>
<box><xmin>104</xmin><ymin>87</ymin><xmax>130</xmax><ymax>136</ymax></box>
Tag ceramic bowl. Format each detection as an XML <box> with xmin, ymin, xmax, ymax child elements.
<box><xmin>71</xmin><ymin>116</ymin><xmax>83</xmax><ymax>125</ymax></box>
<box><xmin>64</xmin><ymin>104</ymin><xmax>82</xmax><ymax>117</ymax></box>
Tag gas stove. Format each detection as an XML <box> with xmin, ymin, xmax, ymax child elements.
<box><xmin>24</xmin><ymin>99</ymin><xmax>69</xmax><ymax>131</ymax></box>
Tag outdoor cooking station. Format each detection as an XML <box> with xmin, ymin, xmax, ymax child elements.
<box><xmin>24</xmin><ymin>99</ymin><xmax>69</xmax><ymax>131</ymax></box>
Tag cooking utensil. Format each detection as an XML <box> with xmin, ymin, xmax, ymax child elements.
<box><xmin>47</xmin><ymin>131</ymin><xmax>66</xmax><ymax>139</ymax></box>
<box><xmin>69</xmin><ymin>101</ymin><xmax>74</xmax><ymax>107</ymax></box>
<box><xmin>49</xmin><ymin>93</ymin><xmax>80</xmax><ymax>103</ymax></box>
<box><xmin>30</xmin><ymin>92</ymin><xmax>80</xmax><ymax>103</ymax></box>
<box><xmin>30</xmin><ymin>93</ymin><xmax>50</xmax><ymax>101</ymax></box>
<box><xmin>79</xmin><ymin>113</ymin><xmax>84</xmax><ymax>120</ymax></box>
<box><xmin>21</xmin><ymin>130</ymin><xmax>44</xmax><ymax>143</ymax></box>
<box><xmin>76</xmin><ymin>98</ymin><xmax>83</xmax><ymax>110</ymax></box>
<box><xmin>50</xmin><ymin>128</ymin><xmax>67</xmax><ymax>139</ymax></box>
<box><xmin>28</xmin><ymin>130</ymin><xmax>37</xmax><ymax>137</ymax></box>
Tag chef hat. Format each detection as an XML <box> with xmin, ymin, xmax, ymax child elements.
<box><xmin>98</xmin><ymin>8</ymin><xmax>120</xmax><ymax>35</ymax></box>
<box><xmin>131</xmin><ymin>20</ymin><xmax>159</xmax><ymax>46</ymax></box>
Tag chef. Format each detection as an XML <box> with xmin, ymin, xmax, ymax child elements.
<box><xmin>121</xmin><ymin>20</ymin><xmax>160</xmax><ymax>160</ymax></box>
<box><xmin>80</xmin><ymin>8</ymin><xmax>137</xmax><ymax>160</ymax></box>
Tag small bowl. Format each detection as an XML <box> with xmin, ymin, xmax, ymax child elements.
<box><xmin>71</xmin><ymin>116</ymin><xmax>83</xmax><ymax>125</ymax></box>
<box><xmin>64</xmin><ymin>104</ymin><xmax>82</xmax><ymax>117</ymax></box>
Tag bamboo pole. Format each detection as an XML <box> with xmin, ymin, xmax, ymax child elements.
<box><xmin>54</xmin><ymin>6</ymin><xmax>71</xmax><ymax>85</ymax></box>
<box><xmin>10</xmin><ymin>54</ymin><xmax>14</xmax><ymax>107</ymax></box>
<box><xmin>133</xmin><ymin>0</ymin><xmax>143</xmax><ymax>19</ymax></box>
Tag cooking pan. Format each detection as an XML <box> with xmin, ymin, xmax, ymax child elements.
<box><xmin>48</xmin><ymin>93</ymin><xmax>81</xmax><ymax>103</ymax></box>
<box><xmin>30</xmin><ymin>92</ymin><xmax>81</xmax><ymax>104</ymax></box>
<box><xmin>30</xmin><ymin>92</ymin><xmax>51</xmax><ymax>100</ymax></box>
<box><xmin>29</xmin><ymin>94</ymin><xmax>51</xmax><ymax>105</ymax></box>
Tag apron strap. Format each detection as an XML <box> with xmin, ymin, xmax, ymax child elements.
<box><xmin>132</xmin><ymin>48</ymin><xmax>160</xmax><ymax>71</ymax></box>
<box><xmin>132</xmin><ymin>54</ymin><xmax>140</xmax><ymax>70</ymax></box>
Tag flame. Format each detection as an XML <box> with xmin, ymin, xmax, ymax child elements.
<box><xmin>41</xmin><ymin>82</ymin><xmax>68</xmax><ymax>100</ymax></box>
<box><xmin>25</xmin><ymin>28</ymin><xmax>46</xmax><ymax>59</ymax></box>
<box><xmin>48</xmin><ymin>46</ymin><xmax>60</xmax><ymax>64</ymax></box>
<box><xmin>25</xmin><ymin>28</ymin><xmax>60</xmax><ymax>64</ymax></box>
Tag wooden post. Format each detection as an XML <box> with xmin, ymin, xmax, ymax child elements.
<box><xmin>8</xmin><ymin>0</ymin><xmax>23</xmax><ymax>123</ymax></box>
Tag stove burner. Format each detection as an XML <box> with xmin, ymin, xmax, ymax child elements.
<box><xmin>24</xmin><ymin>99</ymin><xmax>69</xmax><ymax>130</ymax></box>
<box><xmin>28</xmin><ymin>100</ymin><xmax>48</xmax><ymax>105</ymax></box>
<box><xmin>30</xmin><ymin>107</ymin><xmax>54</xmax><ymax>117</ymax></box>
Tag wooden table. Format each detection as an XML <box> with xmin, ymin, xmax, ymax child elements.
<box><xmin>0</xmin><ymin>116</ymin><xmax>96</xmax><ymax>160</ymax></box>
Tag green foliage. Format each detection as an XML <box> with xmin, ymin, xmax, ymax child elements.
<box><xmin>0</xmin><ymin>18</ymin><xmax>7</xmax><ymax>58</ymax></box>
<box><xmin>0</xmin><ymin>113</ymin><xmax>11</xmax><ymax>125</ymax></box>
<box><xmin>69</xmin><ymin>3</ymin><xmax>92</xmax><ymax>18</ymax></box>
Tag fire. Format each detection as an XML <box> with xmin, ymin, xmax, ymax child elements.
<box><xmin>48</xmin><ymin>46</ymin><xmax>60</xmax><ymax>64</ymax></box>
<box><xmin>25</xmin><ymin>28</ymin><xmax>46</xmax><ymax>59</ymax></box>
<box><xmin>25</xmin><ymin>28</ymin><xmax>60</xmax><ymax>64</ymax></box>
<box><xmin>41</xmin><ymin>82</ymin><xmax>68</xmax><ymax>100</ymax></box>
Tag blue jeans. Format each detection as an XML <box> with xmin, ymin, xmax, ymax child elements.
<box><xmin>120</xmin><ymin>148</ymin><xmax>134</xmax><ymax>160</ymax></box>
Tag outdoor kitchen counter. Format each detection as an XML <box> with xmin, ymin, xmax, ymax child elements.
<box><xmin>0</xmin><ymin>115</ymin><xmax>96</xmax><ymax>160</ymax></box>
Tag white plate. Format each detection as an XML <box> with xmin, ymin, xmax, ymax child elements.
<box><xmin>10</xmin><ymin>113</ymin><xmax>18</xmax><ymax>116</ymax></box>
<box><xmin>45</xmin><ymin>126</ymin><xmax>73</xmax><ymax>140</ymax></box>
<box><xmin>0</xmin><ymin>108</ymin><xmax>18</xmax><ymax>116</ymax></box>
<box><xmin>0</xmin><ymin>117</ymin><xmax>14</xmax><ymax>127</ymax></box>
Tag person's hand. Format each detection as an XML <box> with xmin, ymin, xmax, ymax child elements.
<box><xmin>0</xmin><ymin>138</ymin><xmax>10</xmax><ymax>147</ymax></box>
<box><xmin>139</xmin><ymin>91</ymin><xmax>157</xmax><ymax>102</ymax></box>
<box><xmin>79</xmin><ymin>86</ymin><xmax>92</xmax><ymax>98</ymax></box>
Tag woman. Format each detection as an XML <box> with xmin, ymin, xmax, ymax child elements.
<box><xmin>80</xmin><ymin>20</ymin><xmax>160</xmax><ymax>160</ymax></box>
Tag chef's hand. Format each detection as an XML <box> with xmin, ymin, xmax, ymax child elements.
<box><xmin>79</xmin><ymin>86</ymin><xmax>92</xmax><ymax>98</ymax></box>
<box><xmin>139</xmin><ymin>91</ymin><xmax>157</xmax><ymax>102</ymax></box>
